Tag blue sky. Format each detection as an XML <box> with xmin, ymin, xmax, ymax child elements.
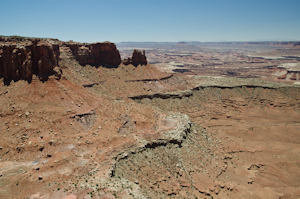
<box><xmin>1</xmin><ymin>0</ymin><xmax>299</xmax><ymax>43</ymax></box>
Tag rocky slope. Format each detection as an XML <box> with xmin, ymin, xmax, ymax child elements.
<box><xmin>0</xmin><ymin>37</ymin><xmax>300</xmax><ymax>199</ymax></box>
<box><xmin>0</xmin><ymin>37</ymin><xmax>191</xmax><ymax>199</ymax></box>
<box><xmin>127</xmin><ymin>77</ymin><xmax>300</xmax><ymax>198</ymax></box>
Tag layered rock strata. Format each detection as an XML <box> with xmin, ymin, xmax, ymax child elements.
<box><xmin>123</xmin><ymin>49</ymin><xmax>147</xmax><ymax>66</ymax></box>
<box><xmin>0</xmin><ymin>40</ymin><xmax>59</xmax><ymax>81</ymax></box>
<box><xmin>67</xmin><ymin>42</ymin><xmax>121</xmax><ymax>66</ymax></box>
<box><xmin>0</xmin><ymin>37</ymin><xmax>151</xmax><ymax>83</ymax></box>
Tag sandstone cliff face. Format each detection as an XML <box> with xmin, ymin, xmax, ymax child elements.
<box><xmin>123</xmin><ymin>49</ymin><xmax>147</xmax><ymax>66</ymax></box>
<box><xmin>0</xmin><ymin>38</ymin><xmax>122</xmax><ymax>82</ymax></box>
<box><xmin>67</xmin><ymin>42</ymin><xmax>121</xmax><ymax>66</ymax></box>
<box><xmin>0</xmin><ymin>40</ymin><xmax>59</xmax><ymax>81</ymax></box>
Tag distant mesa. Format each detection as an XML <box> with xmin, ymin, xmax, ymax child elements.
<box><xmin>123</xmin><ymin>49</ymin><xmax>148</xmax><ymax>66</ymax></box>
<box><xmin>177</xmin><ymin>42</ymin><xmax>187</xmax><ymax>45</ymax></box>
<box><xmin>293</xmin><ymin>42</ymin><xmax>300</xmax><ymax>49</ymax></box>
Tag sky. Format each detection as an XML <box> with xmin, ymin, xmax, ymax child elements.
<box><xmin>1</xmin><ymin>0</ymin><xmax>299</xmax><ymax>43</ymax></box>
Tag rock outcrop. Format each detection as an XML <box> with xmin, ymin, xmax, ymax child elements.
<box><xmin>0</xmin><ymin>37</ymin><xmax>151</xmax><ymax>84</ymax></box>
<box><xmin>67</xmin><ymin>42</ymin><xmax>121</xmax><ymax>66</ymax></box>
<box><xmin>0</xmin><ymin>38</ymin><xmax>123</xmax><ymax>82</ymax></box>
<box><xmin>123</xmin><ymin>49</ymin><xmax>147</xmax><ymax>66</ymax></box>
<box><xmin>0</xmin><ymin>39</ymin><xmax>60</xmax><ymax>81</ymax></box>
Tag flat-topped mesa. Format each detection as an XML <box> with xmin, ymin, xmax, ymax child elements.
<box><xmin>67</xmin><ymin>42</ymin><xmax>121</xmax><ymax>66</ymax></box>
<box><xmin>0</xmin><ymin>39</ymin><xmax>60</xmax><ymax>82</ymax></box>
<box><xmin>123</xmin><ymin>49</ymin><xmax>148</xmax><ymax>66</ymax></box>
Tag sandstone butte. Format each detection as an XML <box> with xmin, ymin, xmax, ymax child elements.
<box><xmin>0</xmin><ymin>38</ymin><xmax>147</xmax><ymax>83</ymax></box>
<box><xmin>0</xmin><ymin>36</ymin><xmax>300</xmax><ymax>199</ymax></box>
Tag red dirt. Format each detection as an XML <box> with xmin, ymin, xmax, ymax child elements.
<box><xmin>0</xmin><ymin>37</ymin><xmax>300</xmax><ymax>199</ymax></box>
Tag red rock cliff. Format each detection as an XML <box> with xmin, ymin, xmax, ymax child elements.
<box><xmin>67</xmin><ymin>42</ymin><xmax>121</xmax><ymax>66</ymax></box>
<box><xmin>0</xmin><ymin>39</ymin><xmax>60</xmax><ymax>81</ymax></box>
<box><xmin>123</xmin><ymin>49</ymin><xmax>147</xmax><ymax>66</ymax></box>
<box><xmin>0</xmin><ymin>37</ymin><xmax>122</xmax><ymax>82</ymax></box>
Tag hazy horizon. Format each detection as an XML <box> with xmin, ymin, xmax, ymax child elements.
<box><xmin>1</xmin><ymin>0</ymin><xmax>300</xmax><ymax>43</ymax></box>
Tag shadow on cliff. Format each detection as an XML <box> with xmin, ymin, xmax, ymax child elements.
<box><xmin>3</xmin><ymin>78</ymin><xmax>14</xmax><ymax>86</ymax></box>
<box><xmin>2</xmin><ymin>76</ymin><xmax>49</xmax><ymax>86</ymax></box>
<box><xmin>91</xmin><ymin>62</ymin><xmax>119</xmax><ymax>69</ymax></box>
<box><xmin>1</xmin><ymin>73</ymin><xmax>61</xmax><ymax>85</ymax></box>
<box><xmin>0</xmin><ymin>40</ymin><xmax>60</xmax><ymax>86</ymax></box>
